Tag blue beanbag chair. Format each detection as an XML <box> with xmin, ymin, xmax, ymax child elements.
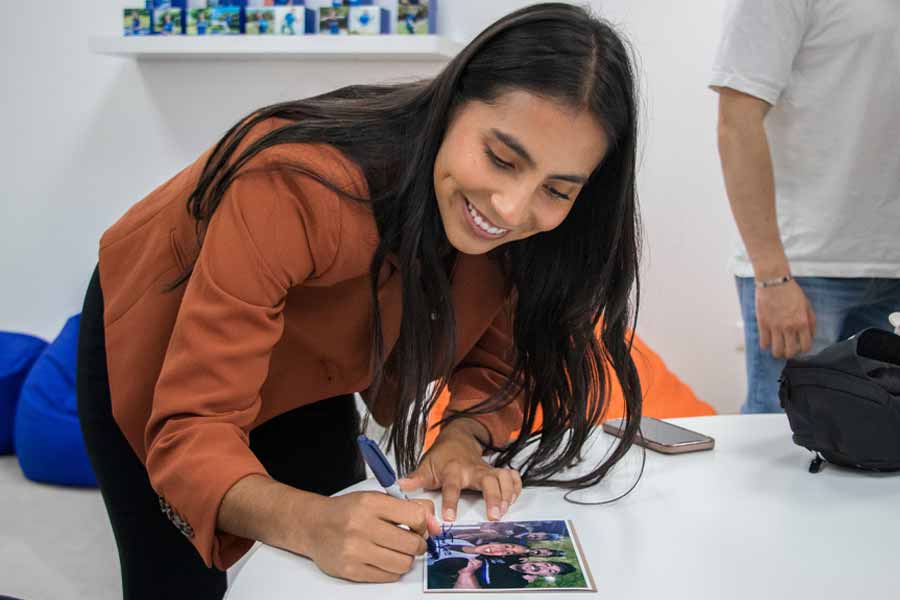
<box><xmin>15</xmin><ymin>315</ymin><xmax>97</xmax><ymax>487</ymax></box>
<box><xmin>0</xmin><ymin>332</ymin><xmax>48</xmax><ymax>454</ymax></box>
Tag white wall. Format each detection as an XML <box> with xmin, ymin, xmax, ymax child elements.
<box><xmin>0</xmin><ymin>0</ymin><xmax>745</xmax><ymax>413</ymax></box>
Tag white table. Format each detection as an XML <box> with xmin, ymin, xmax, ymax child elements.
<box><xmin>226</xmin><ymin>415</ymin><xmax>900</xmax><ymax>599</ymax></box>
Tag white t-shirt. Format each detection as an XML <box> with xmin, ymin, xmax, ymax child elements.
<box><xmin>710</xmin><ymin>0</ymin><xmax>900</xmax><ymax>278</ymax></box>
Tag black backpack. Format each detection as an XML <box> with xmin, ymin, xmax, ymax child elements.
<box><xmin>779</xmin><ymin>328</ymin><xmax>900</xmax><ymax>473</ymax></box>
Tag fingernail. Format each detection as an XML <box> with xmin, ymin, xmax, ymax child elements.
<box><xmin>490</xmin><ymin>506</ymin><xmax>501</xmax><ymax>519</ymax></box>
<box><xmin>511</xmin><ymin>494</ymin><xmax>518</xmax><ymax>504</ymax></box>
<box><xmin>444</xmin><ymin>508</ymin><xmax>456</xmax><ymax>521</ymax></box>
<box><xmin>501</xmin><ymin>501</ymin><xmax>509</xmax><ymax>514</ymax></box>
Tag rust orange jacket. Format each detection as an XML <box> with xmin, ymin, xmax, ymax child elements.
<box><xmin>97</xmin><ymin>119</ymin><xmax>523</xmax><ymax>570</ymax></box>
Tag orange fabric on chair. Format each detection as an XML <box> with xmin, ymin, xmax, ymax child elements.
<box><xmin>424</xmin><ymin>330</ymin><xmax>714</xmax><ymax>450</ymax></box>
<box><xmin>612</xmin><ymin>333</ymin><xmax>715</xmax><ymax>419</ymax></box>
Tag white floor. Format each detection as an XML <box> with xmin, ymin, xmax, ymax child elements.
<box><xmin>0</xmin><ymin>456</ymin><xmax>120</xmax><ymax>600</ymax></box>
<box><xmin>0</xmin><ymin>400</ymin><xmax>381</xmax><ymax>600</ymax></box>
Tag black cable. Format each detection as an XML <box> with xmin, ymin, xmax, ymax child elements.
<box><xmin>562</xmin><ymin>428</ymin><xmax>646</xmax><ymax>506</ymax></box>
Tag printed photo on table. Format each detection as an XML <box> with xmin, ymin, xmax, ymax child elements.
<box><xmin>425</xmin><ymin>520</ymin><xmax>595</xmax><ymax>592</ymax></box>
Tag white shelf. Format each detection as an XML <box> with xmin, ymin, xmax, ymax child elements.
<box><xmin>88</xmin><ymin>34</ymin><xmax>462</xmax><ymax>61</ymax></box>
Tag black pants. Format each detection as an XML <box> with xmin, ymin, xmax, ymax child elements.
<box><xmin>76</xmin><ymin>267</ymin><xmax>366</xmax><ymax>600</ymax></box>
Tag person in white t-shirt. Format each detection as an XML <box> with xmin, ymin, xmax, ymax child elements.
<box><xmin>710</xmin><ymin>0</ymin><xmax>900</xmax><ymax>413</ymax></box>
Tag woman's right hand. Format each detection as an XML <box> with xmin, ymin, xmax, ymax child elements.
<box><xmin>301</xmin><ymin>492</ymin><xmax>441</xmax><ymax>583</ymax></box>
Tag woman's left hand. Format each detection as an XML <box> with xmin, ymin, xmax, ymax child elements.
<box><xmin>398</xmin><ymin>418</ymin><xmax>522</xmax><ymax>523</ymax></box>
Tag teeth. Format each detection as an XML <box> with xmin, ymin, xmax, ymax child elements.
<box><xmin>466</xmin><ymin>200</ymin><xmax>508</xmax><ymax>236</ymax></box>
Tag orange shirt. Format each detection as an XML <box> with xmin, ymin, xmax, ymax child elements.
<box><xmin>425</xmin><ymin>331</ymin><xmax>714</xmax><ymax>449</ymax></box>
<box><xmin>98</xmin><ymin>119</ymin><xmax>523</xmax><ymax>570</ymax></box>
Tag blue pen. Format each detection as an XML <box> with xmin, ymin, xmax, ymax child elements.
<box><xmin>357</xmin><ymin>434</ymin><xmax>408</xmax><ymax>500</ymax></box>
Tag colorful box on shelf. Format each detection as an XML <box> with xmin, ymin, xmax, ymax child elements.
<box><xmin>125</xmin><ymin>0</ymin><xmax>446</xmax><ymax>38</ymax></box>
<box><xmin>153</xmin><ymin>8</ymin><xmax>184</xmax><ymax>35</ymax></box>
<box><xmin>348</xmin><ymin>6</ymin><xmax>390</xmax><ymax>35</ymax></box>
<box><xmin>145</xmin><ymin>1</ymin><xmax>187</xmax><ymax>34</ymax></box>
<box><xmin>186</xmin><ymin>8</ymin><xmax>210</xmax><ymax>34</ymax></box>
<box><xmin>276</xmin><ymin>6</ymin><xmax>316</xmax><ymax>34</ymax></box>
<box><xmin>398</xmin><ymin>0</ymin><xmax>436</xmax><ymax>35</ymax></box>
<box><xmin>123</xmin><ymin>8</ymin><xmax>152</xmax><ymax>36</ymax></box>
<box><xmin>311</xmin><ymin>0</ymin><xmax>375</xmax><ymax>32</ymax></box>
<box><xmin>247</xmin><ymin>0</ymin><xmax>315</xmax><ymax>34</ymax></box>
<box><xmin>209</xmin><ymin>7</ymin><xmax>243</xmax><ymax>34</ymax></box>
<box><xmin>179</xmin><ymin>1</ymin><xmax>240</xmax><ymax>34</ymax></box>
<box><xmin>185</xmin><ymin>8</ymin><xmax>240</xmax><ymax>35</ymax></box>
<box><xmin>247</xmin><ymin>0</ymin><xmax>308</xmax><ymax>5</ymax></box>
<box><xmin>317</xmin><ymin>5</ymin><xmax>349</xmax><ymax>35</ymax></box>
<box><xmin>245</xmin><ymin>7</ymin><xmax>275</xmax><ymax>34</ymax></box>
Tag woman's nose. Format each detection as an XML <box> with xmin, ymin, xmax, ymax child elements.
<box><xmin>489</xmin><ymin>188</ymin><xmax>531</xmax><ymax>229</ymax></box>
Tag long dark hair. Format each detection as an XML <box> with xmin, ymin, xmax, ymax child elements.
<box><xmin>180</xmin><ymin>3</ymin><xmax>642</xmax><ymax>490</ymax></box>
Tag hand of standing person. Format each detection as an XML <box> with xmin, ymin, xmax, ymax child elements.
<box><xmin>756</xmin><ymin>280</ymin><xmax>817</xmax><ymax>358</ymax></box>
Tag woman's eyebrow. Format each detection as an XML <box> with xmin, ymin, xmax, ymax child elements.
<box><xmin>491</xmin><ymin>128</ymin><xmax>589</xmax><ymax>184</ymax></box>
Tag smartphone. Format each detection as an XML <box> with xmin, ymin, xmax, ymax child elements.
<box><xmin>602</xmin><ymin>416</ymin><xmax>715</xmax><ymax>454</ymax></box>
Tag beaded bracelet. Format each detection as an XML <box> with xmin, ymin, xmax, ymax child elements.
<box><xmin>755</xmin><ymin>275</ymin><xmax>793</xmax><ymax>289</ymax></box>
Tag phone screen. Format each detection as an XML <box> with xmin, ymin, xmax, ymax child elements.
<box><xmin>606</xmin><ymin>417</ymin><xmax>710</xmax><ymax>445</ymax></box>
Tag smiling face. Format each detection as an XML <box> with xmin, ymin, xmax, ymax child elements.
<box><xmin>510</xmin><ymin>561</ymin><xmax>563</xmax><ymax>576</ymax></box>
<box><xmin>433</xmin><ymin>90</ymin><xmax>608</xmax><ymax>255</ymax></box>
<box><xmin>472</xmin><ymin>542</ymin><xmax>529</xmax><ymax>556</ymax></box>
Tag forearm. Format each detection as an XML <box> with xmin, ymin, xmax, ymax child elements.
<box><xmin>717</xmin><ymin>109</ymin><xmax>789</xmax><ymax>279</ymax></box>
<box><xmin>440</xmin><ymin>416</ymin><xmax>492</xmax><ymax>452</ymax></box>
<box><xmin>217</xmin><ymin>473</ymin><xmax>326</xmax><ymax>557</ymax></box>
<box><xmin>454</xmin><ymin>570</ymin><xmax>482</xmax><ymax>589</ymax></box>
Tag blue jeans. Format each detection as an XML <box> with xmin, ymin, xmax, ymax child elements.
<box><xmin>736</xmin><ymin>277</ymin><xmax>900</xmax><ymax>414</ymax></box>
